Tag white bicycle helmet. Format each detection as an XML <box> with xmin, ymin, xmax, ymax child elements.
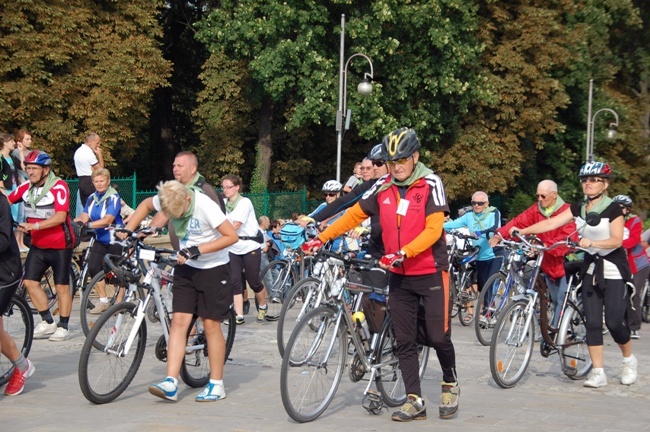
<box><xmin>322</xmin><ymin>180</ymin><xmax>342</xmax><ymax>193</ymax></box>
<box><xmin>612</xmin><ymin>194</ymin><xmax>632</xmax><ymax>208</ymax></box>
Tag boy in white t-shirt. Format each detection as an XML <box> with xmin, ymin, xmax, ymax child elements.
<box><xmin>120</xmin><ymin>180</ymin><xmax>238</xmax><ymax>403</ymax></box>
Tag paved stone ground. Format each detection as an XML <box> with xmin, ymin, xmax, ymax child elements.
<box><xmin>1</xmin><ymin>299</ymin><xmax>649</xmax><ymax>432</ymax></box>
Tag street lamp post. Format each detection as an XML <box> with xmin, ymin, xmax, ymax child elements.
<box><xmin>585</xmin><ymin>79</ymin><xmax>619</xmax><ymax>162</ymax></box>
<box><xmin>335</xmin><ymin>14</ymin><xmax>374</xmax><ymax>183</ymax></box>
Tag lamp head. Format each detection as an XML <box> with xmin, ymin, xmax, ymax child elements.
<box><xmin>606</xmin><ymin>124</ymin><xmax>617</xmax><ymax>141</ymax></box>
<box><xmin>357</xmin><ymin>78</ymin><xmax>373</xmax><ymax>96</ymax></box>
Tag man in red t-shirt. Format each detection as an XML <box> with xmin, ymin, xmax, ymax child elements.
<box><xmin>9</xmin><ymin>151</ymin><xmax>76</xmax><ymax>342</ymax></box>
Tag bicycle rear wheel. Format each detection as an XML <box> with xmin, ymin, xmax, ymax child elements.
<box><xmin>556</xmin><ymin>301</ymin><xmax>592</xmax><ymax>380</ymax></box>
<box><xmin>180</xmin><ymin>308</ymin><xmax>237</xmax><ymax>388</ymax></box>
<box><xmin>489</xmin><ymin>299</ymin><xmax>534</xmax><ymax>389</ymax></box>
<box><xmin>277</xmin><ymin>277</ymin><xmax>320</xmax><ymax>358</ymax></box>
<box><xmin>261</xmin><ymin>260</ymin><xmax>296</xmax><ymax>321</ymax></box>
<box><xmin>280</xmin><ymin>305</ymin><xmax>346</xmax><ymax>423</ymax></box>
<box><xmin>457</xmin><ymin>276</ymin><xmax>478</xmax><ymax>327</ymax></box>
<box><xmin>375</xmin><ymin>315</ymin><xmax>429</xmax><ymax>407</ymax></box>
<box><xmin>78</xmin><ymin>302</ymin><xmax>147</xmax><ymax>404</ymax></box>
<box><xmin>476</xmin><ymin>273</ymin><xmax>512</xmax><ymax>346</ymax></box>
<box><xmin>449</xmin><ymin>273</ymin><xmax>460</xmax><ymax>318</ymax></box>
<box><xmin>18</xmin><ymin>268</ymin><xmax>59</xmax><ymax>314</ymax></box>
<box><xmin>80</xmin><ymin>271</ymin><xmax>142</xmax><ymax>337</ymax></box>
<box><xmin>0</xmin><ymin>295</ymin><xmax>34</xmax><ymax>387</ymax></box>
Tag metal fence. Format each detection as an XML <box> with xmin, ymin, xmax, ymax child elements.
<box><xmin>65</xmin><ymin>174</ymin><xmax>308</xmax><ymax>221</ymax></box>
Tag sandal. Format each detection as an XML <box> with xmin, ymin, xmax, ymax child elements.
<box><xmin>463</xmin><ymin>313</ymin><xmax>474</xmax><ymax>324</ymax></box>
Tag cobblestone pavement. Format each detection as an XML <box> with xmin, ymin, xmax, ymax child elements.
<box><xmin>1</xmin><ymin>299</ymin><xmax>649</xmax><ymax>432</ymax></box>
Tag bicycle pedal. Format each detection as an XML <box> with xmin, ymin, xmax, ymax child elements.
<box><xmin>362</xmin><ymin>390</ymin><xmax>386</xmax><ymax>415</ymax></box>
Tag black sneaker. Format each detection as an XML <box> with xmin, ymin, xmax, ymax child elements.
<box><xmin>391</xmin><ymin>394</ymin><xmax>426</xmax><ymax>422</ymax></box>
<box><xmin>439</xmin><ymin>382</ymin><xmax>460</xmax><ymax>419</ymax></box>
<box><xmin>243</xmin><ymin>300</ymin><xmax>250</xmax><ymax>315</ymax></box>
<box><xmin>235</xmin><ymin>315</ymin><xmax>245</xmax><ymax>325</ymax></box>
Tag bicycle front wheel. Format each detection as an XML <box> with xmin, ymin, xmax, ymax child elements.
<box><xmin>489</xmin><ymin>299</ymin><xmax>534</xmax><ymax>389</ymax></box>
<box><xmin>277</xmin><ymin>277</ymin><xmax>320</xmax><ymax>358</ymax></box>
<box><xmin>449</xmin><ymin>273</ymin><xmax>460</xmax><ymax>318</ymax></box>
<box><xmin>280</xmin><ymin>306</ymin><xmax>346</xmax><ymax>423</ymax></box>
<box><xmin>78</xmin><ymin>302</ymin><xmax>147</xmax><ymax>404</ymax></box>
<box><xmin>476</xmin><ymin>273</ymin><xmax>510</xmax><ymax>346</ymax></box>
<box><xmin>556</xmin><ymin>301</ymin><xmax>592</xmax><ymax>380</ymax></box>
<box><xmin>375</xmin><ymin>315</ymin><xmax>429</xmax><ymax>407</ymax></box>
<box><xmin>0</xmin><ymin>295</ymin><xmax>34</xmax><ymax>387</ymax></box>
<box><xmin>457</xmin><ymin>276</ymin><xmax>478</xmax><ymax>327</ymax></box>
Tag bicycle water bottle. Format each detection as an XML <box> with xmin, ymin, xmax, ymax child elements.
<box><xmin>313</xmin><ymin>261</ymin><xmax>323</xmax><ymax>276</ymax></box>
<box><xmin>331</xmin><ymin>276</ymin><xmax>346</xmax><ymax>296</ymax></box>
<box><xmin>352</xmin><ymin>311</ymin><xmax>371</xmax><ymax>353</ymax></box>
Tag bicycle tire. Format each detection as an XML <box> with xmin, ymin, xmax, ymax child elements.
<box><xmin>80</xmin><ymin>270</ymin><xmax>143</xmax><ymax>337</ymax></box>
<box><xmin>180</xmin><ymin>308</ymin><xmax>237</xmax><ymax>388</ymax></box>
<box><xmin>457</xmin><ymin>273</ymin><xmax>478</xmax><ymax>327</ymax></box>
<box><xmin>375</xmin><ymin>315</ymin><xmax>429</xmax><ymax>407</ymax></box>
<box><xmin>556</xmin><ymin>301</ymin><xmax>592</xmax><ymax>380</ymax></box>
<box><xmin>642</xmin><ymin>281</ymin><xmax>649</xmax><ymax>323</ymax></box>
<box><xmin>260</xmin><ymin>260</ymin><xmax>296</xmax><ymax>321</ymax></box>
<box><xmin>0</xmin><ymin>295</ymin><xmax>34</xmax><ymax>387</ymax></box>
<box><xmin>19</xmin><ymin>268</ymin><xmax>60</xmax><ymax>314</ymax></box>
<box><xmin>78</xmin><ymin>302</ymin><xmax>147</xmax><ymax>404</ymax></box>
<box><xmin>489</xmin><ymin>299</ymin><xmax>534</xmax><ymax>389</ymax></box>
<box><xmin>475</xmin><ymin>272</ymin><xmax>511</xmax><ymax>346</ymax></box>
<box><xmin>276</xmin><ymin>277</ymin><xmax>320</xmax><ymax>358</ymax></box>
<box><xmin>280</xmin><ymin>305</ymin><xmax>346</xmax><ymax>423</ymax></box>
<box><xmin>449</xmin><ymin>273</ymin><xmax>460</xmax><ymax>318</ymax></box>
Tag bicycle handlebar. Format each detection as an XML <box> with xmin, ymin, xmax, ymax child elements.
<box><xmin>510</xmin><ymin>231</ymin><xmax>585</xmax><ymax>253</ymax></box>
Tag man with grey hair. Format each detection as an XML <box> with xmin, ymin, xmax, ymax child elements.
<box><xmin>489</xmin><ymin>180</ymin><xmax>578</xmax><ymax>326</ymax></box>
<box><xmin>444</xmin><ymin>191</ymin><xmax>504</xmax><ymax>323</ymax></box>
<box><xmin>74</xmin><ymin>133</ymin><xmax>104</xmax><ymax>213</ymax></box>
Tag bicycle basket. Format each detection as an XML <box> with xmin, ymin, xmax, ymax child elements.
<box><xmin>279</xmin><ymin>222</ymin><xmax>307</xmax><ymax>250</ymax></box>
<box><xmin>104</xmin><ymin>254</ymin><xmax>141</xmax><ymax>284</ymax></box>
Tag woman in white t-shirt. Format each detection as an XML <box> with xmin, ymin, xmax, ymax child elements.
<box><xmin>222</xmin><ymin>175</ymin><xmax>269</xmax><ymax>325</ymax></box>
<box><xmin>120</xmin><ymin>180</ymin><xmax>238</xmax><ymax>402</ymax></box>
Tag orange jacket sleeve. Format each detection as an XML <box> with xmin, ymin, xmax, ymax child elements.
<box><xmin>317</xmin><ymin>203</ymin><xmax>369</xmax><ymax>243</ymax></box>
<box><xmin>401</xmin><ymin>212</ymin><xmax>445</xmax><ymax>258</ymax></box>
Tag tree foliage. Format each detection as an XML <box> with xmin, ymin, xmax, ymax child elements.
<box><xmin>0</xmin><ymin>0</ymin><xmax>170</xmax><ymax>177</ymax></box>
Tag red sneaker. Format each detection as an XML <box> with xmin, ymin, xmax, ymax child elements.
<box><xmin>5</xmin><ymin>359</ymin><xmax>35</xmax><ymax>396</ymax></box>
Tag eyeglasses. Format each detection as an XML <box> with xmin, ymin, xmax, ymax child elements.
<box><xmin>360</xmin><ymin>166</ymin><xmax>372</xmax><ymax>171</ymax></box>
<box><xmin>222</xmin><ymin>184</ymin><xmax>237</xmax><ymax>190</ymax></box>
<box><xmin>471</xmin><ymin>201</ymin><xmax>486</xmax><ymax>206</ymax></box>
<box><xmin>386</xmin><ymin>157</ymin><xmax>411</xmax><ymax>166</ymax></box>
<box><xmin>580</xmin><ymin>177</ymin><xmax>605</xmax><ymax>184</ymax></box>
<box><xmin>535</xmin><ymin>192</ymin><xmax>555</xmax><ymax>199</ymax></box>
<box><xmin>323</xmin><ymin>193</ymin><xmax>337</xmax><ymax>197</ymax></box>
<box><xmin>372</xmin><ymin>161</ymin><xmax>385</xmax><ymax>167</ymax></box>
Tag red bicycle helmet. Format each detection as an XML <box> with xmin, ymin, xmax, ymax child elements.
<box><xmin>24</xmin><ymin>150</ymin><xmax>52</xmax><ymax>166</ymax></box>
<box><xmin>579</xmin><ymin>161</ymin><xmax>611</xmax><ymax>178</ymax></box>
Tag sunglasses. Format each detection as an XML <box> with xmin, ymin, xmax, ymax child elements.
<box><xmin>535</xmin><ymin>192</ymin><xmax>555</xmax><ymax>199</ymax></box>
<box><xmin>372</xmin><ymin>161</ymin><xmax>385</xmax><ymax>167</ymax></box>
<box><xmin>580</xmin><ymin>177</ymin><xmax>605</xmax><ymax>184</ymax></box>
<box><xmin>471</xmin><ymin>201</ymin><xmax>486</xmax><ymax>206</ymax></box>
<box><xmin>386</xmin><ymin>157</ymin><xmax>411</xmax><ymax>166</ymax></box>
<box><xmin>324</xmin><ymin>193</ymin><xmax>337</xmax><ymax>197</ymax></box>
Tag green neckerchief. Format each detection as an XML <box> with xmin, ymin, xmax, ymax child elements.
<box><xmin>187</xmin><ymin>172</ymin><xmax>202</xmax><ymax>193</ymax></box>
<box><xmin>25</xmin><ymin>170</ymin><xmax>60</xmax><ymax>210</ymax></box>
<box><xmin>473</xmin><ymin>206</ymin><xmax>496</xmax><ymax>231</ymax></box>
<box><xmin>539</xmin><ymin>195</ymin><xmax>565</xmax><ymax>218</ymax></box>
<box><xmin>225</xmin><ymin>194</ymin><xmax>242</xmax><ymax>214</ymax></box>
<box><xmin>377</xmin><ymin>161</ymin><xmax>433</xmax><ymax>193</ymax></box>
<box><xmin>93</xmin><ymin>186</ymin><xmax>117</xmax><ymax>205</ymax></box>
<box><xmin>580</xmin><ymin>195</ymin><xmax>613</xmax><ymax>219</ymax></box>
<box><xmin>171</xmin><ymin>188</ymin><xmax>195</xmax><ymax>241</ymax></box>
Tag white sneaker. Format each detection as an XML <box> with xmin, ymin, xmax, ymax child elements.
<box><xmin>33</xmin><ymin>321</ymin><xmax>57</xmax><ymax>339</ymax></box>
<box><xmin>584</xmin><ymin>368</ymin><xmax>608</xmax><ymax>388</ymax></box>
<box><xmin>621</xmin><ymin>355</ymin><xmax>637</xmax><ymax>385</ymax></box>
<box><xmin>48</xmin><ymin>327</ymin><xmax>70</xmax><ymax>342</ymax></box>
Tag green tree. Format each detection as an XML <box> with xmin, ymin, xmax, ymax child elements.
<box><xmin>0</xmin><ymin>0</ymin><xmax>170</xmax><ymax>177</ymax></box>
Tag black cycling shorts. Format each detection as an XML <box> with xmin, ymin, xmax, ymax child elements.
<box><xmin>0</xmin><ymin>279</ymin><xmax>21</xmax><ymax>315</ymax></box>
<box><xmin>172</xmin><ymin>263</ymin><xmax>232</xmax><ymax>321</ymax></box>
<box><xmin>24</xmin><ymin>246</ymin><xmax>73</xmax><ymax>286</ymax></box>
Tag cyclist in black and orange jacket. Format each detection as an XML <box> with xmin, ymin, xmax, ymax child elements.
<box><xmin>303</xmin><ymin>128</ymin><xmax>459</xmax><ymax>423</ymax></box>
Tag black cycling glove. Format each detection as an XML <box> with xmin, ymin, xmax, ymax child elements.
<box><xmin>179</xmin><ymin>246</ymin><xmax>201</xmax><ymax>260</ymax></box>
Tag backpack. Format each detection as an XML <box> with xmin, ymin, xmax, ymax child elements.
<box><xmin>279</xmin><ymin>222</ymin><xmax>307</xmax><ymax>250</ymax></box>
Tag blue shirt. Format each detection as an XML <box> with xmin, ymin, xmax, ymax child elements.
<box><xmin>444</xmin><ymin>209</ymin><xmax>501</xmax><ymax>261</ymax></box>
<box><xmin>83</xmin><ymin>191</ymin><xmax>123</xmax><ymax>245</ymax></box>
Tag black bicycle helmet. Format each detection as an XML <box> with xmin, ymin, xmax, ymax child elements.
<box><xmin>367</xmin><ymin>143</ymin><xmax>384</xmax><ymax>162</ymax></box>
<box><xmin>612</xmin><ymin>194</ymin><xmax>632</xmax><ymax>207</ymax></box>
<box><xmin>382</xmin><ymin>128</ymin><xmax>420</xmax><ymax>161</ymax></box>
<box><xmin>579</xmin><ymin>161</ymin><xmax>611</xmax><ymax>178</ymax></box>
